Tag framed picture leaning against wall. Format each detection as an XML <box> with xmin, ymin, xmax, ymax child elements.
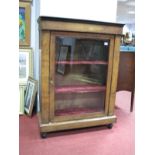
<box><xmin>24</xmin><ymin>77</ymin><xmax>38</xmax><ymax>116</ymax></box>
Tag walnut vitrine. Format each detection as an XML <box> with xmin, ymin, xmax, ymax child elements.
<box><xmin>38</xmin><ymin>16</ymin><xmax>124</xmax><ymax>138</ymax></box>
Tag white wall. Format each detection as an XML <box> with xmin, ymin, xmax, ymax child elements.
<box><xmin>40</xmin><ymin>0</ymin><xmax>117</xmax><ymax>22</ymax></box>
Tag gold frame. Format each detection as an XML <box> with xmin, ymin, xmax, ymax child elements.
<box><xmin>19</xmin><ymin>84</ymin><xmax>27</xmax><ymax>115</ymax></box>
<box><xmin>24</xmin><ymin>77</ymin><xmax>38</xmax><ymax>116</ymax></box>
<box><xmin>19</xmin><ymin>48</ymin><xmax>33</xmax><ymax>84</ymax></box>
<box><xmin>20</xmin><ymin>0</ymin><xmax>32</xmax><ymax>2</ymax></box>
<box><xmin>19</xmin><ymin>2</ymin><xmax>31</xmax><ymax>46</ymax></box>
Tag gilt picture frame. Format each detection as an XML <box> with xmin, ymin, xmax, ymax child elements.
<box><xmin>20</xmin><ymin>0</ymin><xmax>32</xmax><ymax>2</ymax></box>
<box><xmin>19</xmin><ymin>48</ymin><xmax>33</xmax><ymax>84</ymax></box>
<box><xmin>19</xmin><ymin>2</ymin><xmax>31</xmax><ymax>46</ymax></box>
<box><xmin>19</xmin><ymin>84</ymin><xmax>27</xmax><ymax>115</ymax></box>
<box><xmin>24</xmin><ymin>77</ymin><xmax>38</xmax><ymax>116</ymax></box>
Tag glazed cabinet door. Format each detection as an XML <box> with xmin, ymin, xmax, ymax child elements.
<box><xmin>49</xmin><ymin>32</ymin><xmax>115</xmax><ymax>122</ymax></box>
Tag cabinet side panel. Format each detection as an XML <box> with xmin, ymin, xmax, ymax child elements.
<box><xmin>108</xmin><ymin>36</ymin><xmax>121</xmax><ymax>115</ymax></box>
<box><xmin>40</xmin><ymin>31</ymin><xmax>50</xmax><ymax>123</ymax></box>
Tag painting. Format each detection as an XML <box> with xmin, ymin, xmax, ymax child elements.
<box><xmin>24</xmin><ymin>77</ymin><xmax>38</xmax><ymax>116</ymax></box>
<box><xmin>19</xmin><ymin>2</ymin><xmax>31</xmax><ymax>46</ymax></box>
<box><xmin>19</xmin><ymin>48</ymin><xmax>33</xmax><ymax>84</ymax></box>
<box><xmin>19</xmin><ymin>7</ymin><xmax>26</xmax><ymax>42</ymax></box>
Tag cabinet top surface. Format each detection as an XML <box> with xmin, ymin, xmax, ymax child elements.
<box><xmin>38</xmin><ymin>16</ymin><xmax>124</xmax><ymax>35</ymax></box>
<box><xmin>38</xmin><ymin>16</ymin><xmax>124</xmax><ymax>27</ymax></box>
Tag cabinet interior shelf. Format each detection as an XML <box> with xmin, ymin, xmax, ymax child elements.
<box><xmin>56</xmin><ymin>60</ymin><xmax>108</xmax><ymax>65</ymax></box>
<box><xmin>55</xmin><ymin>85</ymin><xmax>106</xmax><ymax>93</ymax></box>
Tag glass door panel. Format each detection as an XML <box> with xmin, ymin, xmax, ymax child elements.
<box><xmin>54</xmin><ymin>36</ymin><xmax>110</xmax><ymax>116</ymax></box>
<box><xmin>55</xmin><ymin>92</ymin><xmax>105</xmax><ymax>116</ymax></box>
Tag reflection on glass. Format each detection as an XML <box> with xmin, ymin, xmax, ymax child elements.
<box><xmin>55</xmin><ymin>36</ymin><xmax>110</xmax><ymax>116</ymax></box>
<box><xmin>55</xmin><ymin>92</ymin><xmax>105</xmax><ymax>116</ymax></box>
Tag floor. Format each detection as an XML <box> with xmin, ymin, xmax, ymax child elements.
<box><xmin>19</xmin><ymin>91</ymin><xmax>135</xmax><ymax>155</ymax></box>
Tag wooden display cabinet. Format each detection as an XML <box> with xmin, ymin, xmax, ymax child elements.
<box><xmin>38</xmin><ymin>16</ymin><xmax>124</xmax><ymax>138</ymax></box>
